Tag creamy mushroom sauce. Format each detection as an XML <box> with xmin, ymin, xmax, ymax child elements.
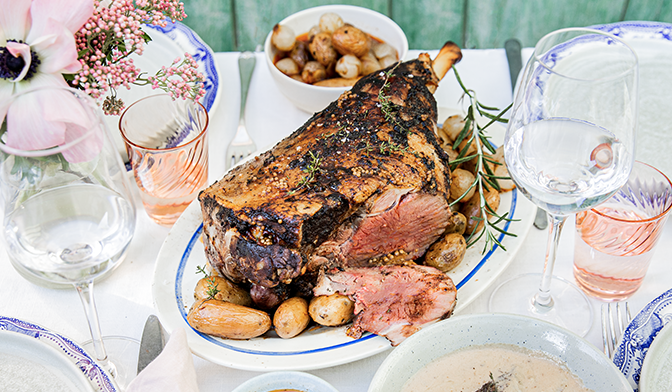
<box><xmin>401</xmin><ymin>343</ymin><xmax>593</xmax><ymax>392</ymax></box>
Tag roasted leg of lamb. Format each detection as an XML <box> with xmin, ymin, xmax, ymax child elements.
<box><xmin>199</xmin><ymin>42</ymin><xmax>463</xmax><ymax>344</ymax></box>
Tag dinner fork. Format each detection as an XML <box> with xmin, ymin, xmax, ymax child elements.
<box><xmin>602</xmin><ymin>301</ymin><xmax>632</xmax><ymax>358</ymax></box>
<box><xmin>226</xmin><ymin>51</ymin><xmax>257</xmax><ymax>170</ymax></box>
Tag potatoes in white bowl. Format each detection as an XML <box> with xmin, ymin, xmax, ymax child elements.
<box><xmin>264</xmin><ymin>5</ymin><xmax>408</xmax><ymax>113</ymax></box>
<box><xmin>368</xmin><ymin>313</ymin><xmax>631</xmax><ymax>392</ymax></box>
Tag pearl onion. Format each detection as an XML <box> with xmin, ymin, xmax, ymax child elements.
<box><xmin>272</xmin><ymin>24</ymin><xmax>296</xmax><ymax>51</ymax></box>
<box><xmin>319</xmin><ymin>12</ymin><xmax>344</xmax><ymax>34</ymax></box>
<box><xmin>335</xmin><ymin>54</ymin><xmax>362</xmax><ymax>79</ymax></box>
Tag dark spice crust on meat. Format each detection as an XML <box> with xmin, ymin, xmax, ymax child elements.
<box><xmin>199</xmin><ymin>50</ymin><xmax>456</xmax><ymax>290</ymax></box>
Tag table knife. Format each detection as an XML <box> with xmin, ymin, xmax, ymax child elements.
<box><xmin>137</xmin><ymin>314</ymin><xmax>165</xmax><ymax>374</ymax></box>
<box><xmin>504</xmin><ymin>38</ymin><xmax>548</xmax><ymax>230</ymax></box>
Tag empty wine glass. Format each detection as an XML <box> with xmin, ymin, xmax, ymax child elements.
<box><xmin>0</xmin><ymin>87</ymin><xmax>137</xmax><ymax>387</ymax></box>
<box><xmin>488</xmin><ymin>28</ymin><xmax>638</xmax><ymax>336</ymax></box>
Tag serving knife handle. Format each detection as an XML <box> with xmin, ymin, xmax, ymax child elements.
<box><xmin>504</xmin><ymin>38</ymin><xmax>523</xmax><ymax>95</ymax></box>
<box><xmin>238</xmin><ymin>51</ymin><xmax>256</xmax><ymax>122</ymax></box>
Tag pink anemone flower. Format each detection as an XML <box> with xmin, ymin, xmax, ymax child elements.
<box><xmin>0</xmin><ymin>0</ymin><xmax>97</xmax><ymax>162</ymax></box>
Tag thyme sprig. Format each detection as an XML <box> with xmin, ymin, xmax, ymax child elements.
<box><xmin>451</xmin><ymin>67</ymin><xmax>516</xmax><ymax>254</ymax></box>
<box><xmin>379</xmin><ymin>140</ymin><xmax>410</xmax><ymax>155</ymax></box>
<box><xmin>378</xmin><ymin>63</ymin><xmax>408</xmax><ymax>134</ymax></box>
<box><xmin>288</xmin><ymin>151</ymin><xmax>322</xmax><ymax>195</ymax></box>
<box><xmin>196</xmin><ymin>265</ymin><xmax>220</xmax><ymax>300</ymax></box>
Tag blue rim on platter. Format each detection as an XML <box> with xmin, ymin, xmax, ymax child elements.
<box><xmin>613</xmin><ymin>288</ymin><xmax>672</xmax><ymax>391</ymax></box>
<box><xmin>0</xmin><ymin>316</ymin><xmax>117</xmax><ymax>392</ymax></box>
<box><xmin>146</xmin><ymin>21</ymin><xmax>220</xmax><ymax>113</ymax></box>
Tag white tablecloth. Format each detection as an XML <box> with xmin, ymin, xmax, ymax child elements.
<box><xmin>1</xmin><ymin>49</ymin><xmax>671</xmax><ymax>391</ymax></box>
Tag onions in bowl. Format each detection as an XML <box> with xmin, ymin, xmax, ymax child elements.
<box><xmin>270</xmin><ymin>11</ymin><xmax>399</xmax><ymax>86</ymax></box>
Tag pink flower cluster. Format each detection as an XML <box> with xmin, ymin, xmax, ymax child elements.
<box><xmin>70</xmin><ymin>0</ymin><xmax>205</xmax><ymax>114</ymax></box>
<box><xmin>146</xmin><ymin>54</ymin><xmax>206</xmax><ymax>101</ymax></box>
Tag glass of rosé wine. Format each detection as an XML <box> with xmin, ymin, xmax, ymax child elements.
<box><xmin>119</xmin><ymin>94</ymin><xmax>209</xmax><ymax>227</ymax></box>
<box><xmin>488</xmin><ymin>28</ymin><xmax>638</xmax><ymax>336</ymax></box>
<box><xmin>574</xmin><ymin>161</ymin><xmax>672</xmax><ymax>301</ymax></box>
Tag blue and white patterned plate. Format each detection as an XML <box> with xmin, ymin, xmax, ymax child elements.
<box><xmin>613</xmin><ymin>288</ymin><xmax>672</xmax><ymax>391</ymax></box>
<box><xmin>589</xmin><ymin>21</ymin><xmax>672</xmax><ymax>179</ymax></box>
<box><xmin>145</xmin><ymin>21</ymin><xmax>220</xmax><ymax>113</ymax></box>
<box><xmin>0</xmin><ymin>316</ymin><xmax>118</xmax><ymax>392</ymax></box>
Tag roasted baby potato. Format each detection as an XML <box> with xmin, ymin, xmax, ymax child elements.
<box><xmin>309</xmin><ymin>293</ymin><xmax>355</xmax><ymax>326</ymax></box>
<box><xmin>424</xmin><ymin>233</ymin><xmax>467</xmax><ymax>272</ymax></box>
<box><xmin>301</xmin><ymin>61</ymin><xmax>327</xmax><ymax>84</ymax></box>
<box><xmin>187</xmin><ymin>299</ymin><xmax>271</xmax><ymax>340</ymax></box>
<box><xmin>194</xmin><ymin>276</ymin><xmax>253</xmax><ymax>307</ymax></box>
<box><xmin>313</xmin><ymin>77</ymin><xmax>360</xmax><ymax>87</ymax></box>
<box><xmin>461</xmin><ymin>189</ymin><xmax>501</xmax><ymax>235</ymax></box>
<box><xmin>444</xmin><ymin>211</ymin><xmax>467</xmax><ymax>236</ymax></box>
<box><xmin>309</xmin><ymin>32</ymin><xmax>338</xmax><ymax>67</ymax></box>
<box><xmin>273</xmin><ymin>297</ymin><xmax>311</xmax><ymax>339</ymax></box>
<box><xmin>289</xmin><ymin>41</ymin><xmax>310</xmax><ymax>69</ymax></box>
<box><xmin>331</xmin><ymin>25</ymin><xmax>370</xmax><ymax>57</ymax></box>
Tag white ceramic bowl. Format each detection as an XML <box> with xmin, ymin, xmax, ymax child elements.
<box><xmin>264</xmin><ymin>5</ymin><xmax>409</xmax><ymax>114</ymax></box>
<box><xmin>232</xmin><ymin>371</ymin><xmax>339</xmax><ymax>392</ymax></box>
<box><xmin>368</xmin><ymin>313</ymin><xmax>631</xmax><ymax>391</ymax></box>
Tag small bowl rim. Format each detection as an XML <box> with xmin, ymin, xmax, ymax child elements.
<box><xmin>639</xmin><ymin>321</ymin><xmax>672</xmax><ymax>391</ymax></box>
<box><xmin>263</xmin><ymin>4</ymin><xmax>409</xmax><ymax>93</ymax></box>
<box><xmin>231</xmin><ymin>370</ymin><xmax>339</xmax><ymax>392</ymax></box>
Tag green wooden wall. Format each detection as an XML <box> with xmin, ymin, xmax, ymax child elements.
<box><xmin>181</xmin><ymin>0</ymin><xmax>672</xmax><ymax>52</ymax></box>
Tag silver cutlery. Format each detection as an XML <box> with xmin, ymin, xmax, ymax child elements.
<box><xmin>226</xmin><ymin>51</ymin><xmax>257</xmax><ymax>170</ymax></box>
<box><xmin>602</xmin><ymin>301</ymin><xmax>632</xmax><ymax>358</ymax></box>
<box><xmin>504</xmin><ymin>38</ymin><xmax>548</xmax><ymax>230</ymax></box>
<box><xmin>137</xmin><ymin>314</ymin><xmax>166</xmax><ymax>374</ymax></box>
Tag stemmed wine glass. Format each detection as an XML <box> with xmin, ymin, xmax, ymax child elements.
<box><xmin>488</xmin><ymin>28</ymin><xmax>638</xmax><ymax>336</ymax></box>
<box><xmin>0</xmin><ymin>87</ymin><xmax>137</xmax><ymax>388</ymax></box>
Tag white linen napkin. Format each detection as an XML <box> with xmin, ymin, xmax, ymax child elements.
<box><xmin>126</xmin><ymin>328</ymin><xmax>199</xmax><ymax>392</ymax></box>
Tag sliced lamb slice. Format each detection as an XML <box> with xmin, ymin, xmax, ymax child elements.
<box><xmin>313</xmin><ymin>264</ymin><xmax>457</xmax><ymax>346</ymax></box>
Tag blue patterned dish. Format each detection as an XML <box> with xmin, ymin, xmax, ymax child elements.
<box><xmin>612</xmin><ymin>288</ymin><xmax>672</xmax><ymax>391</ymax></box>
<box><xmin>589</xmin><ymin>21</ymin><xmax>672</xmax><ymax>179</ymax></box>
<box><xmin>145</xmin><ymin>21</ymin><xmax>220</xmax><ymax>113</ymax></box>
<box><xmin>0</xmin><ymin>316</ymin><xmax>117</xmax><ymax>392</ymax></box>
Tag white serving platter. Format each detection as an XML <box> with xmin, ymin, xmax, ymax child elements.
<box><xmin>152</xmin><ymin>108</ymin><xmax>536</xmax><ymax>371</ymax></box>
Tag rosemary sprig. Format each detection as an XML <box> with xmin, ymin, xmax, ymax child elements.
<box><xmin>288</xmin><ymin>151</ymin><xmax>322</xmax><ymax>195</ymax></box>
<box><xmin>450</xmin><ymin>67</ymin><xmax>517</xmax><ymax>254</ymax></box>
<box><xmin>196</xmin><ymin>265</ymin><xmax>220</xmax><ymax>300</ymax></box>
